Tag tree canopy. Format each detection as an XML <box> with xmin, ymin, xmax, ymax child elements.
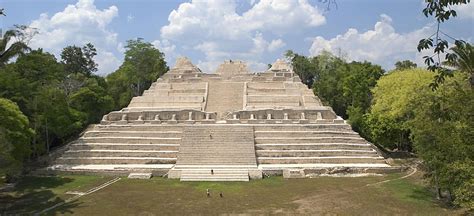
<box><xmin>0</xmin><ymin>98</ymin><xmax>34</xmax><ymax>180</ymax></box>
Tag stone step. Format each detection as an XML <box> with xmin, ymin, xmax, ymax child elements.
<box><xmin>254</xmin><ymin>131</ymin><xmax>359</xmax><ymax>137</ymax></box>
<box><xmin>128</xmin><ymin>173</ymin><xmax>153</xmax><ymax>179</ymax></box>
<box><xmin>79</xmin><ymin>137</ymin><xmax>181</xmax><ymax>144</ymax></box>
<box><xmin>257</xmin><ymin>156</ymin><xmax>385</xmax><ymax>164</ymax></box>
<box><xmin>177</xmin><ymin>169</ymin><xmax>250</xmax><ymax>174</ymax></box>
<box><xmin>255</xmin><ymin>143</ymin><xmax>373</xmax><ymax>150</ymax></box>
<box><xmin>256</xmin><ymin>149</ymin><xmax>378</xmax><ymax>157</ymax></box>
<box><xmin>180</xmin><ymin>177</ymin><xmax>249</xmax><ymax>182</ymax></box>
<box><xmin>84</xmin><ymin>131</ymin><xmax>182</xmax><ymax>138</ymax></box>
<box><xmin>258</xmin><ymin>163</ymin><xmax>392</xmax><ymax>169</ymax></box>
<box><xmin>180</xmin><ymin>169</ymin><xmax>249</xmax><ymax>182</ymax></box>
<box><xmin>95</xmin><ymin>125</ymin><xmax>183</xmax><ymax>131</ymax></box>
<box><xmin>255</xmin><ymin>137</ymin><xmax>365</xmax><ymax>144</ymax></box>
<box><xmin>177</xmin><ymin>161</ymin><xmax>256</xmax><ymax>165</ymax></box>
<box><xmin>56</xmin><ymin>157</ymin><xmax>177</xmax><ymax>164</ymax></box>
<box><xmin>253</xmin><ymin>125</ymin><xmax>353</xmax><ymax>131</ymax></box>
<box><xmin>63</xmin><ymin>150</ymin><xmax>178</xmax><ymax>157</ymax></box>
<box><xmin>69</xmin><ymin>143</ymin><xmax>180</xmax><ymax>151</ymax></box>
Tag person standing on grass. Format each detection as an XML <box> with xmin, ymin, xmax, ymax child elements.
<box><xmin>207</xmin><ymin>188</ymin><xmax>210</xmax><ymax>197</ymax></box>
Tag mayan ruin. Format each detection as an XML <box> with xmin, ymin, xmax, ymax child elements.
<box><xmin>49</xmin><ymin>57</ymin><xmax>392</xmax><ymax>181</ymax></box>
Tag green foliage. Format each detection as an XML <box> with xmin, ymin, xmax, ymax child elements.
<box><xmin>366</xmin><ymin>68</ymin><xmax>434</xmax><ymax>150</ymax></box>
<box><xmin>394</xmin><ymin>60</ymin><xmax>417</xmax><ymax>71</ymax></box>
<box><xmin>69</xmin><ymin>75</ymin><xmax>114</xmax><ymax>123</ymax></box>
<box><xmin>418</xmin><ymin>0</ymin><xmax>471</xmax><ymax>89</ymax></box>
<box><xmin>443</xmin><ymin>42</ymin><xmax>474</xmax><ymax>86</ymax></box>
<box><xmin>408</xmin><ymin>74</ymin><xmax>473</xmax><ymax>208</ymax></box>
<box><xmin>0</xmin><ymin>98</ymin><xmax>34</xmax><ymax>179</ymax></box>
<box><xmin>287</xmin><ymin>50</ymin><xmax>383</xmax><ymax>134</ymax></box>
<box><xmin>107</xmin><ymin>38</ymin><xmax>168</xmax><ymax>109</ymax></box>
<box><xmin>0</xmin><ymin>49</ymin><xmax>104</xmax><ymax>156</ymax></box>
<box><xmin>0</xmin><ymin>25</ymin><xmax>36</xmax><ymax>67</ymax></box>
<box><xmin>60</xmin><ymin>43</ymin><xmax>98</xmax><ymax>76</ymax></box>
<box><xmin>285</xmin><ymin>50</ymin><xmax>318</xmax><ymax>87</ymax></box>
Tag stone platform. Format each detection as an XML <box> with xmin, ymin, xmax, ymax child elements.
<box><xmin>47</xmin><ymin>57</ymin><xmax>394</xmax><ymax>181</ymax></box>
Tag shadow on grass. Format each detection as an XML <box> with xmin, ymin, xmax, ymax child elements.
<box><xmin>0</xmin><ymin>176</ymin><xmax>80</xmax><ymax>215</ymax></box>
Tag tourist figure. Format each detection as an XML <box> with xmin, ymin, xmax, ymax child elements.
<box><xmin>219</xmin><ymin>192</ymin><xmax>223</xmax><ymax>198</ymax></box>
<box><xmin>206</xmin><ymin>188</ymin><xmax>210</xmax><ymax>197</ymax></box>
<box><xmin>211</xmin><ymin>169</ymin><xmax>214</xmax><ymax>175</ymax></box>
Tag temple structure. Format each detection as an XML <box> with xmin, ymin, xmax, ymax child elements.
<box><xmin>49</xmin><ymin>57</ymin><xmax>392</xmax><ymax>181</ymax></box>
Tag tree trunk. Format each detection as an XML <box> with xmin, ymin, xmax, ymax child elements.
<box><xmin>45</xmin><ymin>117</ymin><xmax>49</xmax><ymax>154</ymax></box>
<box><xmin>435</xmin><ymin>174</ymin><xmax>442</xmax><ymax>200</ymax></box>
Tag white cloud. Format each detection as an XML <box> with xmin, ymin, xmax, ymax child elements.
<box><xmin>159</xmin><ymin>0</ymin><xmax>325</xmax><ymax>72</ymax></box>
<box><xmin>268</xmin><ymin>39</ymin><xmax>286</xmax><ymax>52</ymax></box>
<box><xmin>29</xmin><ymin>0</ymin><xmax>122</xmax><ymax>75</ymax></box>
<box><xmin>309</xmin><ymin>14</ymin><xmax>433</xmax><ymax>69</ymax></box>
<box><xmin>452</xmin><ymin>2</ymin><xmax>474</xmax><ymax>20</ymax></box>
<box><xmin>152</xmin><ymin>39</ymin><xmax>177</xmax><ymax>63</ymax></box>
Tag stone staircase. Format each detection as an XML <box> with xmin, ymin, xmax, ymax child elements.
<box><xmin>172</xmin><ymin>125</ymin><xmax>257</xmax><ymax>181</ymax></box>
<box><xmin>205</xmin><ymin>82</ymin><xmax>244</xmax><ymax>120</ymax></box>
<box><xmin>179</xmin><ymin>169</ymin><xmax>249</xmax><ymax>181</ymax></box>
<box><xmin>53</xmin><ymin>124</ymin><xmax>183</xmax><ymax>173</ymax></box>
<box><xmin>253</xmin><ymin>124</ymin><xmax>388</xmax><ymax>170</ymax></box>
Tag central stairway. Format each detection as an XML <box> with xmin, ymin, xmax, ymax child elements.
<box><xmin>205</xmin><ymin>81</ymin><xmax>244</xmax><ymax>120</ymax></box>
<box><xmin>173</xmin><ymin>125</ymin><xmax>257</xmax><ymax>181</ymax></box>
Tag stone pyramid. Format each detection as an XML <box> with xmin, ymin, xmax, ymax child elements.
<box><xmin>49</xmin><ymin>57</ymin><xmax>392</xmax><ymax>181</ymax></box>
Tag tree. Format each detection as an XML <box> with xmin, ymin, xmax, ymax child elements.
<box><xmin>124</xmin><ymin>38</ymin><xmax>168</xmax><ymax>95</ymax></box>
<box><xmin>107</xmin><ymin>38</ymin><xmax>168</xmax><ymax>109</ymax></box>
<box><xmin>0</xmin><ymin>98</ymin><xmax>34</xmax><ymax>181</ymax></box>
<box><xmin>69</xmin><ymin>75</ymin><xmax>114</xmax><ymax>123</ymax></box>
<box><xmin>443</xmin><ymin>42</ymin><xmax>474</xmax><ymax>86</ymax></box>
<box><xmin>394</xmin><ymin>60</ymin><xmax>417</xmax><ymax>71</ymax></box>
<box><xmin>60</xmin><ymin>43</ymin><xmax>98</xmax><ymax>76</ymax></box>
<box><xmin>417</xmin><ymin>0</ymin><xmax>471</xmax><ymax>89</ymax></box>
<box><xmin>0</xmin><ymin>25</ymin><xmax>37</xmax><ymax>66</ymax></box>
<box><xmin>285</xmin><ymin>50</ymin><xmax>318</xmax><ymax>87</ymax></box>
<box><xmin>409</xmin><ymin>73</ymin><xmax>473</xmax><ymax>207</ymax></box>
<box><xmin>344</xmin><ymin>61</ymin><xmax>384</xmax><ymax>133</ymax></box>
<box><xmin>366</xmin><ymin>68</ymin><xmax>434</xmax><ymax>151</ymax></box>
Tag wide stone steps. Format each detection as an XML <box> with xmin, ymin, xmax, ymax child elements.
<box><xmin>95</xmin><ymin>125</ymin><xmax>183</xmax><ymax>131</ymax></box>
<box><xmin>177</xmin><ymin>126</ymin><xmax>257</xmax><ymax>167</ymax></box>
<box><xmin>254</xmin><ymin>131</ymin><xmax>359</xmax><ymax>137</ymax></box>
<box><xmin>69</xmin><ymin>143</ymin><xmax>180</xmax><ymax>151</ymax></box>
<box><xmin>179</xmin><ymin>169</ymin><xmax>249</xmax><ymax>182</ymax></box>
<box><xmin>79</xmin><ymin>137</ymin><xmax>181</xmax><ymax>144</ymax></box>
<box><xmin>255</xmin><ymin>137</ymin><xmax>365</xmax><ymax>144</ymax></box>
<box><xmin>257</xmin><ymin>156</ymin><xmax>385</xmax><ymax>164</ymax></box>
<box><xmin>256</xmin><ymin>149</ymin><xmax>378</xmax><ymax>157</ymax></box>
<box><xmin>62</xmin><ymin>150</ymin><xmax>178</xmax><ymax>158</ymax></box>
<box><xmin>253</xmin><ymin>125</ymin><xmax>353</xmax><ymax>132</ymax></box>
<box><xmin>56</xmin><ymin>157</ymin><xmax>177</xmax><ymax>164</ymax></box>
<box><xmin>83</xmin><ymin>131</ymin><xmax>182</xmax><ymax>138</ymax></box>
<box><xmin>255</xmin><ymin>143</ymin><xmax>374</xmax><ymax>150</ymax></box>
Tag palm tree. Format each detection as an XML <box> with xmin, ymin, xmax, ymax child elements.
<box><xmin>0</xmin><ymin>25</ymin><xmax>32</xmax><ymax>66</ymax></box>
<box><xmin>444</xmin><ymin>42</ymin><xmax>474</xmax><ymax>86</ymax></box>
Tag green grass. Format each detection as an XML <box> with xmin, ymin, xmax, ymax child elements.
<box><xmin>1</xmin><ymin>173</ymin><xmax>466</xmax><ymax>215</ymax></box>
<box><xmin>0</xmin><ymin>175</ymin><xmax>113</xmax><ymax>214</ymax></box>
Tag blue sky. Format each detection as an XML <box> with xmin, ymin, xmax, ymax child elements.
<box><xmin>1</xmin><ymin>0</ymin><xmax>473</xmax><ymax>75</ymax></box>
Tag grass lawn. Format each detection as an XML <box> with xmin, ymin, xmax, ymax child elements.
<box><xmin>0</xmin><ymin>175</ymin><xmax>114</xmax><ymax>214</ymax></box>
<box><xmin>1</xmin><ymin>171</ymin><xmax>466</xmax><ymax>215</ymax></box>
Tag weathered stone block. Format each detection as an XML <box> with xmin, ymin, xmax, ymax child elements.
<box><xmin>283</xmin><ymin>169</ymin><xmax>305</xmax><ymax>178</ymax></box>
<box><xmin>249</xmin><ymin>169</ymin><xmax>263</xmax><ymax>179</ymax></box>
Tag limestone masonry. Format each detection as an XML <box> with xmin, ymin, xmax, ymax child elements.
<box><xmin>49</xmin><ymin>57</ymin><xmax>393</xmax><ymax>181</ymax></box>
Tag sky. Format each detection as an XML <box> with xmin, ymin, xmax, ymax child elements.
<box><xmin>1</xmin><ymin>0</ymin><xmax>473</xmax><ymax>75</ymax></box>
